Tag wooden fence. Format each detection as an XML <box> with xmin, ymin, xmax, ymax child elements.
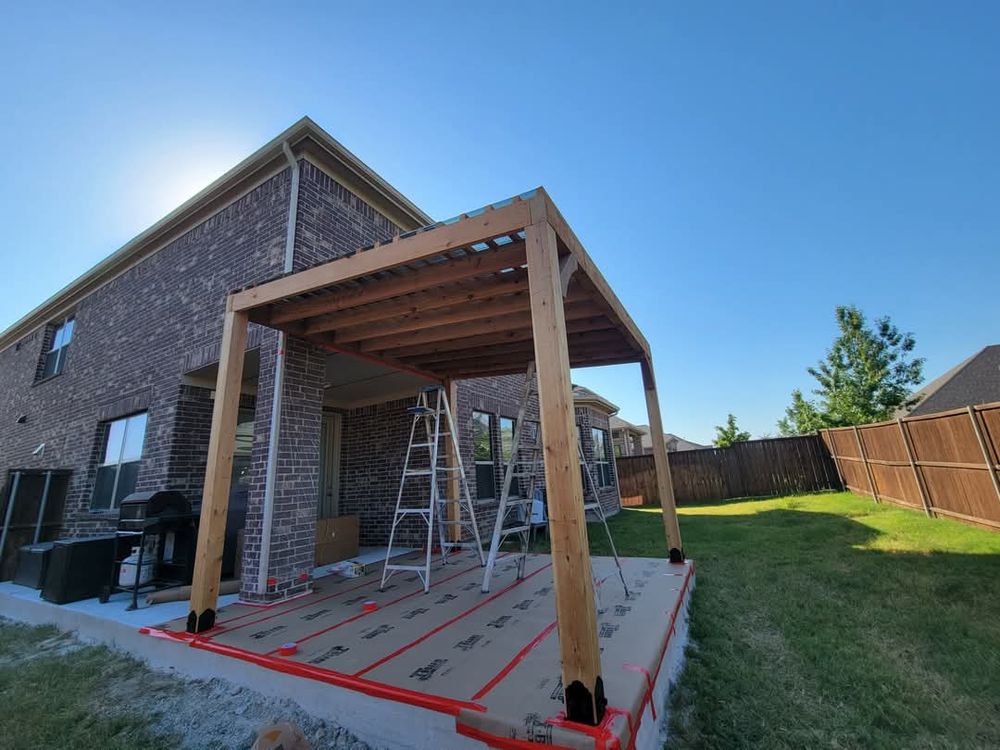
<box><xmin>820</xmin><ymin>402</ymin><xmax>1000</xmax><ymax>531</ymax></box>
<box><xmin>616</xmin><ymin>434</ymin><xmax>840</xmax><ymax>506</ymax></box>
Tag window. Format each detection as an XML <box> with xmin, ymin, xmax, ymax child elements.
<box><xmin>591</xmin><ymin>427</ymin><xmax>614</xmax><ymax>487</ymax></box>
<box><xmin>499</xmin><ymin>417</ymin><xmax>516</xmax><ymax>464</ymax></box>
<box><xmin>39</xmin><ymin>317</ymin><xmax>75</xmax><ymax>380</ymax></box>
<box><xmin>92</xmin><ymin>413</ymin><xmax>148</xmax><ymax>510</ymax></box>
<box><xmin>472</xmin><ymin>411</ymin><xmax>495</xmax><ymax>499</ymax></box>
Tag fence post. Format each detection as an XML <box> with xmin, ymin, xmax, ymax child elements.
<box><xmin>968</xmin><ymin>406</ymin><xmax>1000</xmax><ymax>506</ymax></box>
<box><xmin>853</xmin><ymin>425</ymin><xmax>879</xmax><ymax>503</ymax></box>
<box><xmin>897</xmin><ymin>417</ymin><xmax>933</xmax><ymax>517</ymax></box>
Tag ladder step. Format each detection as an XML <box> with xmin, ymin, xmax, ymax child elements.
<box><xmin>499</xmin><ymin>525</ymin><xmax>530</xmax><ymax>534</ymax></box>
<box><xmin>385</xmin><ymin>564</ymin><xmax>428</xmax><ymax>572</ymax></box>
<box><xmin>395</xmin><ymin>509</ymin><xmax>431</xmax><ymax>516</ymax></box>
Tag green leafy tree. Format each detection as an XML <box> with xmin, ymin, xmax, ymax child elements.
<box><xmin>714</xmin><ymin>414</ymin><xmax>751</xmax><ymax>447</ymax></box>
<box><xmin>778</xmin><ymin>305</ymin><xmax>924</xmax><ymax>435</ymax></box>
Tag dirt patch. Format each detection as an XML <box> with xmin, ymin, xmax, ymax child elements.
<box><xmin>97</xmin><ymin>667</ymin><xmax>371</xmax><ymax>750</ymax></box>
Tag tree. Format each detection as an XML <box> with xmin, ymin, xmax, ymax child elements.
<box><xmin>778</xmin><ymin>305</ymin><xmax>924</xmax><ymax>435</ymax></box>
<box><xmin>714</xmin><ymin>414</ymin><xmax>751</xmax><ymax>447</ymax></box>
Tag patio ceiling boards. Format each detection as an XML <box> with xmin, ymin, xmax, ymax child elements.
<box><xmin>228</xmin><ymin>188</ymin><xmax>650</xmax><ymax>380</ymax></box>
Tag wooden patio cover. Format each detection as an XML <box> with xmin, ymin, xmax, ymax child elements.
<box><xmin>187</xmin><ymin>187</ymin><xmax>684</xmax><ymax>726</ymax></box>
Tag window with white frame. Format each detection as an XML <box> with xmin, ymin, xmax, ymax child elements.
<box><xmin>39</xmin><ymin>317</ymin><xmax>75</xmax><ymax>380</ymax></box>
<box><xmin>92</xmin><ymin>412</ymin><xmax>148</xmax><ymax>510</ymax></box>
<box><xmin>591</xmin><ymin>427</ymin><xmax>614</xmax><ymax>487</ymax></box>
<box><xmin>472</xmin><ymin>411</ymin><xmax>495</xmax><ymax>499</ymax></box>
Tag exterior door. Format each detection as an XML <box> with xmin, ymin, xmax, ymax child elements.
<box><xmin>318</xmin><ymin>412</ymin><xmax>342</xmax><ymax>518</ymax></box>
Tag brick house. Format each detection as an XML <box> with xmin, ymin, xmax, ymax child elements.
<box><xmin>0</xmin><ymin>117</ymin><xmax>622</xmax><ymax>595</ymax></box>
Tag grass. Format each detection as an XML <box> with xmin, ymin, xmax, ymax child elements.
<box><xmin>579</xmin><ymin>492</ymin><xmax>1000</xmax><ymax>749</ymax></box>
<box><xmin>0</xmin><ymin>621</ymin><xmax>176</xmax><ymax>750</ymax></box>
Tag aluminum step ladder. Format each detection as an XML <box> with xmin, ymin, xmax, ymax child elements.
<box><xmin>481</xmin><ymin>363</ymin><xmax>629</xmax><ymax>596</ymax></box>
<box><xmin>381</xmin><ymin>385</ymin><xmax>484</xmax><ymax>593</ymax></box>
<box><xmin>481</xmin><ymin>363</ymin><xmax>544</xmax><ymax>592</ymax></box>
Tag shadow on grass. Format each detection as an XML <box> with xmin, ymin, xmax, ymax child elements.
<box><xmin>652</xmin><ymin>502</ymin><xmax>1000</xmax><ymax>750</ymax></box>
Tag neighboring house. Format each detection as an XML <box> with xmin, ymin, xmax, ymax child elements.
<box><xmin>609</xmin><ymin>416</ymin><xmax>645</xmax><ymax>457</ymax></box>
<box><xmin>637</xmin><ymin>427</ymin><xmax>707</xmax><ymax>454</ymax></box>
<box><xmin>900</xmin><ymin>344</ymin><xmax>1000</xmax><ymax>417</ymax></box>
<box><xmin>0</xmin><ymin>117</ymin><xmax>623</xmax><ymax>592</ymax></box>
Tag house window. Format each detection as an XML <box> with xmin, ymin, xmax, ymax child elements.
<box><xmin>591</xmin><ymin>427</ymin><xmax>613</xmax><ymax>487</ymax></box>
<box><xmin>39</xmin><ymin>317</ymin><xmax>75</xmax><ymax>380</ymax></box>
<box><xmin>92</xmin><ymin>413</ymin><xmax>148</xmax><ymax>510</ymax></box>
<box><xmin>472</xmin><ymin>411</ymin><xmax>495</xmax><ymax>499</ymax></box>
<box><xmin>499</xmin><ymin>417</ymin><xmax>516</xmax><ymax>464</ymax></box>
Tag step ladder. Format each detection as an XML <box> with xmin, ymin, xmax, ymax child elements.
<box><xmin>481</xmin><ymin>363</ymin><xmax>629</xmax><ymax>597</ymax></box>
<box><xmin>381</xmin><ymin>385</ymin><xmax>484</xmax><ymax>593</ymax></box>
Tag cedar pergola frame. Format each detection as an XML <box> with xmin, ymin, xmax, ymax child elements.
<box><xmin>187</xmin><ymin>187</ymin><xmax>684</xmax><ymax>726</ymax></box>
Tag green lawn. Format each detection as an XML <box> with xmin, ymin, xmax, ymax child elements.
<box><xmin>587</xmin><ymin>492</ymin><xmax>1000</xmax><ymax>749</ymax></box>
<box><xmin>0</xmin><ymin>623</ymin><xmax>176</xmax><ymax>750</ymax></box>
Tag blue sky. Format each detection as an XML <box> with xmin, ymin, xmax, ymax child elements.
<box><xmin>1</xmin><ymin>2</ymin><xmax>997</xmax><ymax>444</ymax></box>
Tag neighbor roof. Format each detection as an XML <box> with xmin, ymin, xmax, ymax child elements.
<box><xmin>0</xmin><ymin>116</ymin><xmax>432</xmax><ymax>353</ymax></box>
<box><xmin>609</xmin><ymin>415</ymin><xmax>643</xmax><ymax>434</ymax></box>
<box><xmin>902</xmin><ymin>344</ymin><xmax>1000</xmax><ymax>416</ymax></box>
<box><xmin>572</xmin><ymin>385</ymin><xmax>620</xmax><ymax>415</ymax></box>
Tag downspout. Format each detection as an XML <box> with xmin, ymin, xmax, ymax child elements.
<box><xmin>256</xmin><ymin>142</ymin><xmax>300</xmax><ymax>595</ymax></box>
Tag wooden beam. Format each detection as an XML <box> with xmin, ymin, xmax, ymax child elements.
<box><xmin>640</xmin><ymin>357</ymin><xmax>684</xmax><ymax>559</ymax></box>
<box><xmin>378</xmin><ymin>316</ymin><xmax>616</xmax><ymax>359</ymax></box>
<box><xmin>232</xmin><ymin>200</ymin><xmax>532</xmax><ymax>311</ymax></box>
<box><xmin>301</xmin><ymin>267</ymin><xmax>531</xmax><ymax>334</ymax></box>
<box><xmin>525</xmin><ymin>220</ymin><xmax>604</xmax><ymax>725</ymax></box>
<box><xmin>266</xmin><ymin>243</ymin><xmax>527</xmax><ymax>325</ymax></box>
<box><xmin>414</xmin><ymin>344</ymin><xmax>640</xmax><ymax>377</ymax></box>
<box><xmin>405</xmin><ymin>330</ymin><xmax>627</xmax><ymax>369</ymax></box>
<box><xmin>330</xmin><ymin>290</ymin><xmax>580</xmax><ymax>344</ymax></box>
<box><xmin>444</xmin><ymin>378</ymin><xmax>462</xmax><ymax>542</ymax></box>
<box><xmin>559</xmin><ymin>253</ymin><xmax>578</xmax><ymax>297</ymax></box>
<box><xmin>533</xmin><ymin>189</ymin><xmax>650</xmax><ymax>359</ymax></box>
<box><xmin>356</xmin><ymin>299</ymin><xmax>605</xmax><ymax>353</ymax></box>
<box><xmin>188</xmin><ymin>301</ymin><xmax>249</xmax><ymax>633</ymax></box>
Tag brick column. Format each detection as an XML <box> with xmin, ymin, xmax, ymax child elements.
<box><xmin>241</xmin><ymin>336</ymin><xmax>326</xmax><ymax>602</ymax></box>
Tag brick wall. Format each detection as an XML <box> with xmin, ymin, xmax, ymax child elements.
<box><xmin>0</xmin><ymin>168</ymin><xmax>291</xmax><ymax>539</ymax></box>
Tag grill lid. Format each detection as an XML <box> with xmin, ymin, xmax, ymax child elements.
<box><xmin>118</xmin><ymin>490</ymin><xmax>192</xmax><ymax>522</ymax></box>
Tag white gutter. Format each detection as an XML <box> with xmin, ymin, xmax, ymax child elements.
<box><xmin>256</xmin><ymin>142</ymin><xmax>300</xmax><ymax>595</ymax></box>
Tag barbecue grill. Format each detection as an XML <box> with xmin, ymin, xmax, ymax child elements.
<box><xmin>101</xmin><ymin>490</ymin><xmax>198</xmax><ymax>609</ymax></box>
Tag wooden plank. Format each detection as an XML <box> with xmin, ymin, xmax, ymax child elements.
<box><xmin>533</xmin><ymin>189</ymin><xmax>650</xmax><ymax>359</ymax></box>
<box><xmin>525</xmin><ymin>220</ymin><xmax>604</xmax><ymax>725</ymax></box>
<box><xmin>188</xmin><ymin>301</ymin><xmax>249</xmax><ymax>633</ymax></box>
<box><xmin>379</xmin><ymin>316</ymin><xmax>616</xmax><ymax>359</ymax></box>
<box><xmin>444</xmin><ymin>378</ymin><xmax>461</xmax><ymax>542</ymax></box>
<box><xmin>327</xmin><ymin>286</ymin><xmax>589</xmax><ymax>344</ymax></box>
<box><xmin>854</xmin><ymin>426</ymin><xmax>880</xmax><ymax>502</ymax></box>
<box><xmin>266</xmin><ymin>243</ymin><xmax>528</xmax><ymax>325</ymax></box>
<box><xmin>898</xmin><ymin>418</ymin><xmax>933</xmax><ymax>517</ymax></box>
<box><xmin>232</xmin><ymin>200</ymin><xmax>533</xmax><ymax>311</ymax></box>
<box><xmin>300</xmin><ymin>266</ymin><xmax>532</xmax><ymax>334</ymax></box>
<box><xmin>968</xmin><ymin>406</ymin><xmax>1000</xmax><ymax>506</ymax></box>
<box><xmin>356</xmin><ymin>299</ymin><xmax>606</xmax><ymax>353</ymax></box>
<box><xmin>640</xmin><ymin>358</ymin><xmax>684</xmax><ymax>557</ymax></box>
<box><xmin>402</xmin><ymin>330</ymin><xmax>626</xmax><ymax>369</ymax></box>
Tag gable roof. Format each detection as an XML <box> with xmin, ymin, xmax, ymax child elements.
<box><xmin>572</xmin><ymin>385</ymin><xmax>619</xmax><ymax>415</ymax></box>
<box><xmin>902</xmin><ymin>344</ymin><xmax>1000</xmax><ymax>416</ymax></box>
<box><xmin>609</xmin><ymin>415</ymin><xmax>643</xmax><ymax>435</ymax></box>
<box><xmin>0</xmin><ymin>116</ymin><xmax>432</xmax><ymax>354</ymax></box>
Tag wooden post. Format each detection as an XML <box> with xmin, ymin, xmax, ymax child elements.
<box><xmin>968</xmin><ymin>406</ymin><xmax>1000</xmax><ymax>505</ymax></box>
<box><xmin>897</xmin><ymin>418</ymin><xmax>933</xmax><ymax>517</ymax></box>
<box><xmin>443</xmin><ymin>377</ymin><xmax>462</xmax><ymax>542</ymax></box>
<box><xmin>640</xmin><ymin>358</ymin><xmax>684</xmax><ymax>560</ymax></box>
<box><xmin>853</xmin><ymin>425</ymin><xmax>879</xmax><ymax>503</ymax></box>
<box><xmin>525</xmin><ymin>220</ymin><xmax>604</xmax><ymax>726</ymax></box>
<box><xmin>188</xmin><ymin>300</ymin><xmax>249</xmax><ymax>633</ymax></box>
